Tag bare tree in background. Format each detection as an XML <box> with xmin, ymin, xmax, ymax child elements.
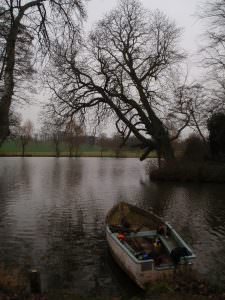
<box><xmin>97</xmin><ymin>133</ymin><xmax>109</xmax><ymax>157</ymax></box>
<box><xmin>41</xmin><ymin>118</ymin><xmax>64</xmax><ymax>157</ymax></box>
<box><xmin>64</xmin><ymin>119</ymin><xmax>83</xmax><ymax>157</ymax></box>
<box><xmin>0</xmin><ymin>0</ymin><xmax>86</xmax><ymax>146</ymax></box>
<box><xmin>46</xmin><ymin>0</ymin><xmax>186</xmax><ymax>162</ymax></box>
<box><xmin>110</xmin><ymin>133</ymin><xmax>124</xmax><ymax>158</ymax></box>
<box><xmin>17</xmin><ymin>119</ymin><xmax>34</xmax><ymax>156</ymax></box>
<box><xmin>199</xmin><ymin>0</ymin><xmax>225</xmax><ymax>111</ymax></box>
<box><xmin>169</xmin><ymin>83</ymin><xmax>213</xmax><ymax>144</ymax></box>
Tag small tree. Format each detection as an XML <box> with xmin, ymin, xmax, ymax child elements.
<box><xmin>52</xmin><ymin>131</ymin><xmax>63</xmax><ymax>157</ymax></box>
<box><xmin>41</xmin><ymin>118</ymin><xmax>64</xmax><ymax>157</ymax></box>
<box><xmin>64</xmin><ymin>119</ymin><xmax>84</xmax><ymax>157</ymax></box>
<box><xmin>207</xmin><ymin>112</ymin><xmax>225</xmax><ymax>160</ymax></box>
<box><xmin>17</xmin><ymin>120</ymin><xmax>33</xmax><ymax>156</ymax></box>
<box><xmin>97</xmin><ymin>133</ymin><xmax>109</xmax><ymax>157</ymax></box>
<box><xmin>110</xmin><ymin>134</ymin><xmax>123</xmax><ymax>158</ymax></box>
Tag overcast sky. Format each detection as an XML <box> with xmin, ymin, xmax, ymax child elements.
<box><xmin>20</xmin><ymin>0</ymin><xmax>204</xmax><ymax>131</ymax></box>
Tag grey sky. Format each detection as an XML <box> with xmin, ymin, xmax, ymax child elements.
<box><xmin>20</xmin><ymin>0</ymin><xmax>204</xmax><ymax>132</ymax></box>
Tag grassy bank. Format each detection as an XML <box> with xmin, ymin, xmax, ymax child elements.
<box><xmin>0</xmin><ymin>140</ymin><xmax>148</xmax><ymax>158</ymax></box>
<box><xmin>0</xmin><ymin>151</ymin><xmax>142</xmax><ymax>158</ymax></box>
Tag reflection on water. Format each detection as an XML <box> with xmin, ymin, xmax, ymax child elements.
<box><xmin>0</xmin><ymin>157</ymin><xmax>224</xmax><ymax>295</ymax></box>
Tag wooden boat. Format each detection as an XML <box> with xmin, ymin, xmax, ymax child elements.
<box><xmin>106</xmin><ymin>202</ymin><xmax>196</xmax><ymax>289</ymax></box>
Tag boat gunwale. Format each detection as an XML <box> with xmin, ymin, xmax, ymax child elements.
<box><xmin>165</xmin><ymin>222</ymin><xmax>196</xmax><ymax>260</ymax></box>
<box><xmin>105</xmin><ymin>201</ymin><xmax>164</xmax><ymax>225</ymax></box>
<box><xmin>107</xmin><ymin>225</ymin><xmax>195</xmax><ymax>270</ymax></box>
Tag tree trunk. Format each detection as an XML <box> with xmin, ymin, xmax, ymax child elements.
<box><xmin>55</xmin><ymin>143</ymin><xmax>60</xmax><ymax>157</ymax></box>
<box><xmin>75</xmin><ymin>146</ymin><xmax>79</xmax><ymax>157</ymax></box>
<box><xmin>22</xmin><ymin>144</ymin><xmax>25</xmax><ymax>157</ymax></box>
<box><xmin>0</xmin><ymin>100</ymin><xmax>10</xmax><ymax>146</ymax></box>
<box><xmin>0</xmin><ymin>13</ymin><xmax>23</xmax><ymax>146</ymax></box>
<box><xmin>152</xmin><ymin>115</ymin><xmax>175</xmax><ymax>162</ymax></box>
<box><xmin>157</xmin><ymin>150</ymin><xmax>161</xmax><ymax>168</ymax></box>
<box><xmin>159</xmin><ymin>135</ymin><xmax>175</xmax><ymax>161</ymax></box>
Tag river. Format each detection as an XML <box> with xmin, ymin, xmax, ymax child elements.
<box><xmin>0</xmin><ymin>157</ymin><xmax>224</xmax><ymax>297</ymax></box>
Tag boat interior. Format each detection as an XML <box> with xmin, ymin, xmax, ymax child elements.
<box><xmin>107</xmin><ymin>202</ymin><xmax>194</xmax><ymax>269</ymax></box>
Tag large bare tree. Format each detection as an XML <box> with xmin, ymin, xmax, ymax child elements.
<box><xmin>46</xmin><ymin>0</ymin><xmax>186</xmax><ymax>161</ymax></box>
<box><xmin>0</xmin><ymin>0</ymin><xmax>86</xmax><ymax>146</ymax></box>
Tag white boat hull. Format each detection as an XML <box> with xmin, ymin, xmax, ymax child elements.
<box><xmin>105</xmin><ymin>202</ymin><xmax>196</xmax><ymax>289</ymax></box>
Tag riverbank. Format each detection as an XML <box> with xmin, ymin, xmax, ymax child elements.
<box><xmin>0</xmin><ymin>292</ymin><xmax>218</xmax><ymax>300</ymax></box>
<box><xmin>0</xmin><ymin>264</ymin><xmax>224</xmax><ymax>300</ymax></box>
<box><xmin>150</xmin><ymin>160</ymin><xmax>225</xmax><ymax>183</ymax></box>
<box><xmin>0</xmin><ymin>246</ymin><xmax>223</xmax><ymax>300</ymax></box>
<box><xmin>1</xmin><ymin>272</ymin><xmax>225</xmax><ymax>300</ymax></box>
<box><xmin>0</xmin><ymin>151</ymin><xmax>144</xmax><ymax>158</ymax></box>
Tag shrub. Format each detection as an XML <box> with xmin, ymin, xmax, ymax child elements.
<box><xmin>182</xmin><ymin>135</ymin><xmax>208</xmax><ymax>162</ymax></box>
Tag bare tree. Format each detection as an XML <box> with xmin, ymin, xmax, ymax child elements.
<box><xmin>0</xmin><ymin>0</ymin><xmax>86</xmax><ymax>146</ymax></box>
<box><xmin>199</xmin><ymin>0</ymin><xmax>225</xmax><ymax>74</ymax></box>
<box><xmin>168</xmin><ymin>83</ymin><xmax>213</xmax><ymax>143</ymax></box>
<box><xmin>17</xmin><ymin>119</ymin><xmax>34</xmax><ymax>156</ymax></box>
<box><xmin>199</xmin><ymin>0</ymin><xmax>225</xmax><ymax>110</ymax></box>
<box><xmin>46</xmin><ymin>0</ymin><xmax>186</xmax><ymax>161</ymax></box>
<box><xmin>97</xmin><ymin>133</ymin><xmax>109</xmax><ymax>157</ymax></box>
<box><xmin>41</xmin><ymin>118</ymin><xmax>64</xmax><ymax>157</ymax></box>
<box><xmin>64</xmin><ymin>119</ymin><xmax>84</xmax><ymax>156</ymax></box>
<box><xmin>110</xmin><ymin>133</ymin><xmax>124</xmax><ymax>158</ymax></box>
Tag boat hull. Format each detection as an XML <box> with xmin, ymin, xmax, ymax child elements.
<box><xmin>105</xmin><ymin>202</ymin><xmax>196</xmax><ymax>289</ymax></box>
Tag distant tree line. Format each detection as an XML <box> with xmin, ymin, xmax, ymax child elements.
<box><xmin>4</xmin><ymin>116</ymin><xmax>144</xmax><ymax>157</ymax></box>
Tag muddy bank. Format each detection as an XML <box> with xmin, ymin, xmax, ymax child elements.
<box><xmin>0</xmin><ymin>267</ymin><xmax>225</xmax><ymax>300</ymax></box>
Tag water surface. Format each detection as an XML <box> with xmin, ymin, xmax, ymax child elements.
<box><xmin>0</xmin><ymin>157</ymin><xmax>224</xmax><ymax>296</ymax></box>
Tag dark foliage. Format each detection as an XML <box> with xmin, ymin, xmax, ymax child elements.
<box><xmin>207</xmin><ymin>112</ymin><xmax>225</xmax><ymax>160</ymax></box>
<box><xmin>182</xmin><ymin>135</ymin><xmax>209</xmax><ymax>162</ymax></box>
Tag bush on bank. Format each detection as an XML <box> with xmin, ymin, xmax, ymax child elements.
<box><xmin>150</xmin><ymin>160</ymin><xmax>225</xmax><ymax>183</ymax></box>
<box><xmin>150</xmin><ymin>135</ymin><xmax>225</xmax><ymax>183</ymax></box>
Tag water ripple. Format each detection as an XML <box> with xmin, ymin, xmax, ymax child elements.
<box><xmin>0</xmin><ymin>157</ymin><xmax>224</xmax><ymax>294</ymax></box>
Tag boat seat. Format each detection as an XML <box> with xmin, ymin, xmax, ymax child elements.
<box><xmin>159</xmin><ymin>235</ymin><xmax>176</xmax><ymax>253</ymax></box>
<box><xmin>128</xmin><ymin>230</ymin><xmax>157</xmax><ymax>238</ymax></box>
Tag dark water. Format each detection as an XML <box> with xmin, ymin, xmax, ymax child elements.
<box><xmin>0</xmin><ymin>157</ymin><xmax>224</xmax><ymax>296</ymax></box>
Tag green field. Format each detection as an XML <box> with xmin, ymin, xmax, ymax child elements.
<box><xmin>0</xmin><ymin>140</ymin><xmax>148</xmax><ymax>158</ymax></box>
